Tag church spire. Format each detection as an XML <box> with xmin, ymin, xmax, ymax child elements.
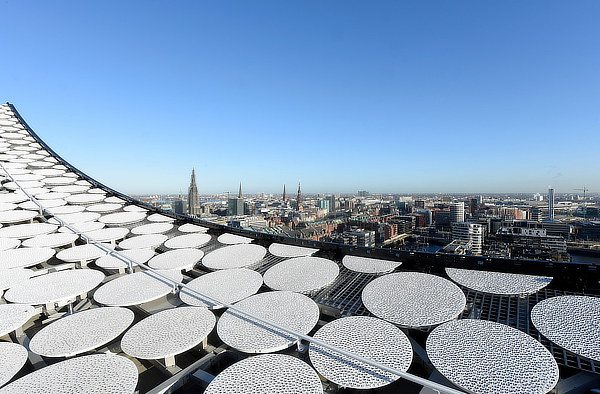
<box><xmin>283</xmin><ymin>184</ymin><xmax>287</xmax><ymax>202</ymax></box>
<box><xmin>297</xmin><ymin>181</ymin><xmax>302</xmax><ymax>211</ymax></box>
<box><xmin>238</xmin><ymin>182</ymin><xmax>242</xmax><ymax>198</ymax></box>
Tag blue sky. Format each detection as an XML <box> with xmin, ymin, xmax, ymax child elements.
<box><xmin>2</xmin><ymin>1</ymin><xmax>599</xmax><ymax>195</ymax></box>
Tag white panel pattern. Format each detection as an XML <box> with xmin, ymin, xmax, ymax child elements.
<box><xmin>446</xmin><ymin>267</ymin><xmax>552</xmax><ymax>295</ymax></box>
<box><xmin>263</xmin><ymin>256</ymin><xmax>339</xmax><ymax>293</ymax></box>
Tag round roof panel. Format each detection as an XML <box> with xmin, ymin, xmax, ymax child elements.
<box><xmin>202</xmin><ymin>244</ymin><xmax>266</xmax><ymax>270</ymax></box>
<box><xmin>342</xmin><ymin>255</ymin><xmax>402</xmax><ymax>274</ymax></box>
<box><xmin>263</xmin><ymin>257</ymin><xmax>339</xmax><ymax>294</ymax></box>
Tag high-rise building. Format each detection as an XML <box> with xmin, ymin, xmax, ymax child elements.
<box><xmin>188</xmin><ymin>169</ymin><xmax>200</xmax><ymax>216</ymax></box>
<box><xmin>327</xmin><ymin>195</ymin><xmax>336</xmax><ymax>212</ymax></box>
<box><xmin>452</xmin><ymin>222</ymin><xmax>484</xmax><ymax>255</ymax></box>
<box><xmin>172</xmin><ymin>199</ymin><xmax>184</xmax><ymax>215</ymax></box>
<box><xmin>548</xmin><ymin>187</ymin><xmax>555</xmax><ymax>221</ymax></box>
<box><xmin>450</xmin><ymin>202</ymin><xmax>465</xmax><ymax>223</ymax></box>
<box><xmin>228</xmin><ymin>182</ymin><xmax>245</xmax><ymax>216</ymax></box>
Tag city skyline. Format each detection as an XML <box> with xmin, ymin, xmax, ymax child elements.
<box><xmin>2</xmin><ymin>1</ymin><xmax>599</xmax><ymax>194</ymax></box>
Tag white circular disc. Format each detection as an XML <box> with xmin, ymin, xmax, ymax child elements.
<box><xmin>361</xmin><ymin>272</ymin><xmax>466</xmax><ymax>328</ymax></box>
<box><xmin>22</xmin><ymin>233</ymin><xmax>79</xmax><ymax>248</ymax></box>
<box><xmin>0</xmin><ymin>342</ymin><xmax>28</xmax><ymax>387</ymax></box>
<box><xmin>123</xmin><ymin>205</ymin><xmax>147</xmax><ymax>212</ymax></box>
<box><xmin>104</xmin><ymin>196</ymin><xmax>126</xmax><ymax>204</ymax></box>
<box><xmin>147</xmin><ymin>248</ymin><xmax>204</xmax><ymax>271</ymax></box>
<box><xmin>342</xmin><ymin>255</ymin><xmax>402</xmax><ymax>274</ymax></box>
<box><xmin>93</xmin><ymin>270</ymin><xmax>183</xmax><ymax>307</ymax></box>
<box><xmin>4</xmin><ymin>269</ymin><xmax>105</xmax><ymax>305</ymax></box>
<box><xmin>98</xmin><ymin>211</ymin><xmax>146</xmax><ymax>226</ymax></box>
<box><xmin>217</xmin><ymin>233</ymin><xmax>252</xmax><ymax>244</ymax></box>
<box><xmin>19</xmin><ymin>198</ymin><xmax>66</xmax><ymax>209</ymax></box>
<box><xmin>65</xmin><ymin>193</ymin><xmax>105</xmax><ymax>205</ymax></box>
<box><xmin>0</xmin><ymin>210</ymin><xmax>38</xmax><ymax>224</ymax></box>
<box><xmin>29</xmin><ymin>307</ymin><xmax>135</xmax><ymax>358</ymax></box>
<box><xmin>427</xmin><ymin>319</ymin><xmax>559</xmax><ymax>394</ymax></box>
<box><xmin>0</xmin><ymin>223</ymin><xmax>58</xmax><ymax>239</ymax></box>
<box><xmin>51</xmin><ymin>185</ymin><xmax>89</xmax><ymax>193</ymax></box>
<box><xmin>0</xmin><ymin>354</ymin><xmax>138</xmax><ymax>394</ymax></box>
<box><xmin>0</xmin><ymin>237</ymin><xmax>21</xmax><ymax>251</ymax></box>
<box><xmin>0</xmin><ymin>202</ymin><xmax>17</xmax><ymax>211</ymax></box>
<box><xmin>205</xmin><ymin>354</ymin><xmax>323</xmax><ymax>394</ymax></box>
<box><xmin>178</xmin><ymin>223</ymin><xmax>209</xmax><ymax>233</ymax></box>
<box><xmin>83</xmin><ymin>227</ymin><xmax>129</xmax><ymax>243</ymax></box>
<box><xmin>309</xmin><ymin>316</ymin><xmax>413</xmax><ymax>389</ymax></box>
<box><xmin>0</xmin><ymin>304</ymin><xmax>36</xmax><ymax>337</ymax></box>
<box><xmin>164</xmin><ymin>233</ymin><xmax>211</xmax><ymax>249</ymax></box>
<box><xmin>202</xmin><ymin>244</ymin><xmax>267</xmax><ymax>270</ymax></box>
<box><xmin>180</xmin><ymin>268</ymin><xmax>263</xmax><ymax>309</ymax></box>
<box><xmin>40</xmin><ymin>176</ymin><xmax>75</xmax><ymax>186</ymax></box>
<box><xmin>35</xmin><ymin>191</ymin><xmax>70</xmax><ymax>200</ymax></box>
<box><xmin>268</xmin><ymin>243</ymin><xmax>318</xmax><ymax>258</ymax></box>
<box><xmin>0</xmin><ymin>247</ymin><xmax>56</xmax><ymax>269</ymax></box>
<box><xmin>85</xmin><ymin>203</ymin><xmax>122</xmax><ymax>213</ymax></box>
<box><xmin>121</xmin><ymin>306</ymin><xmax>215</xmax><ymax>360</ymax></box>
<box><xmin>446</xmin><ymin>267</ymin><xmax>553</xmax><ymax>295</ymax></box>
<box><xmin>217</xmin><ymin>291</ymin><xmax>319</xmax><ymax>353</ymax></box>
<box><xmin>147</xmin><ymin>213</ymin><xmax>173</xmax><ymax>223</ymax></box>
<box><xmin>118</xmin><ymin>234</ymin><xmax>167</xmax><ymax>250</ymax></box>
<box><xmin>263</xmin><ymin>256</ymin><xmax>339</xmax><ymax>293</ymax></box>
<box><xmin>131</xmin><ymin>222</ymin><xmax>174</xmax><ymax>235</ymax></box>
<box><xmin>0</xmin><ymin>268</ymin><xmax>34</xmax><ymax>291</ymax></box>
<box><xmin>531</xmin><ymin>295</ymin><xmax>600</xmax><ymax>362</ymax></box>
<box><xmin>95</xmin><ymin>249</ymin><xmax>156</xmax><ymax>270</ymax></box>
<box><xmin>59</xmin><ymin>221</ymin><xmax>105</xmax><ymax>234</ymax></box>
<box><xmin>49</xmin><ymin>211</ymin><xmax>101</xmax><ymax>224</ymax></box>
<box><xmin>0</xmin><ymin>192</ymin><xmax>28</xmax><ymax>204</ymax></box>
<box><xmin>56</xmin><ymin>244</ymin><xmax>108</xmax><ymax>262</ymax></box>
<box><xmin>47</xmin><ymin>205</ymin><xmax>84</xmax><ymax>215</ymax></box>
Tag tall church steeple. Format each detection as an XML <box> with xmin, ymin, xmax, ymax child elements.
<box><xmin>188</xmin><ymin>168</ymin><xmax>200</xmax><ymax>216</ymax></box>
<box><xmin>283</xmin><ymin>184</ymin><xmax>287</xmax><ymax>202</ymax></box>
<box><xmin>238</xmin><ymin>182</ymin><xmax>243</xmax><ymax>198</ymax></box>
<box><xmin>297</xmin><ymin>181</ymin><xmax>303</xmax><ymax>211</ymax></box>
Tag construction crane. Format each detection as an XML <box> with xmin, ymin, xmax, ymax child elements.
<box><xmin>574</xmin><ymin>187</ymin><xmax>589</xmax><ymax>219</ymax></box>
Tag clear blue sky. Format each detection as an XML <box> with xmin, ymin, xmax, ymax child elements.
<box><xmin>2</xmin><ymin>1</ymin><xmax>599</xmax><ymax>195</ymax></box>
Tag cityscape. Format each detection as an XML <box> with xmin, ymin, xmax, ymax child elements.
<box><xmin>132</xmin><ymin>169</ymin><xmax>600</xmax><ymax>265</ymax></box>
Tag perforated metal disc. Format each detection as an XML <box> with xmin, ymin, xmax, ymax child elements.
<box><xmin>4</xmin><ymin>269</ymin><xmax>105</xmax><ymax>305</ymax></box>
<box><xmin>263</xmin><ymin>257</ymin><xmax>339</xmax><ymax>293</ymax></box>
<box><xmin>0</xmin><ymin>192</ymin><xmax>28</xmax><ymax>204</ymax></box>
<box><xmin>342</xmin><ymin>255</ymin><xmax>402</xmax><ymax>274</ymax></box>
<box><xmin>29</xmin><ymin>307</ymin><xmax>135</xmax><ymax>357</ymax></box>
<box><xmin>178</xmin><ymin>223</ymin><xmax>209</xmax><ymax>233</ymax></box>
<box><xmin>268</xmin><ymin>243</ymin><xmax>318</xmax><ymax>258</ymax></box>
<box><xmin>98</xmin><ymin>211</ymin><xmax>146</xmax><ymax>225</ymax></box>
<box><xmin>180</xmin><ymin>268</ymin><xmax>263</xmax><ymax>309</ymax></box>
<box><xmin>93</xmin><ymin>270</ymin><xmax>183</xmax><ymax>306</ymax></box>
<box><xmin>35</xmin><ymin>191</ymin><xmax>70</xmax><ymax>200</ymax></box>
<box><xmin>164</xmin><ymin>233</ymin><xmax>211</xmax><ymax>249</ymax></box>
<box><xmin>0</xmin><ymin>304</ymin><xmax>36</xmax><ymax>337</ymax></box>
<box><xmin>205</xmin><ymin>354</ymin><xmax>323</xmax><ymax>394</ymax></box>
<box><xmin>65</xmin><ymin>193</ymin><xmax>106</xmax><ymax>205</ymax></box>
<box><xmin>83</xmin><ymin>227</ymin><xmax>129</xmax><ymax>243</ymax></box>
<box><xmin>0</xmin><ymin>202</ymin><xmax>17</xmax><ymax>212</ymax></box>
<box><xmin>531</xmin><ymin>295</ymin><xmax>600</xmax><ymax>362</ymax></box>
<box><xmin>0</xmin><ymin>237</ymin><xmax>21</xmax><ymax>251</ymax></box>
<box><xmin>123</xmin><ymin>205</ymin><xmax>147</xmax><ymax>212</ymax></box>
<box><xmin>85</xmin><ymin>203</ymin><xmax>122</xmax><ymax>213</ymax></box>
<box><xmin>22</xmin><ymin>233</ymin><xmax>78</xmax><ymax>248</ymax></box>
<box><xmin>361</xmin><ymin>272</ymin><xmax>466</xmax><ymax>328</ymax></box>
<box><xmin>51</xmin><ymin>185</ymin><xmax>90</xmax><ymax>193</ymax></box>
<box><xmin>0</xmin><ymin>342</ymin><xmax>28</xmax><ymax>387</ymax></box>
<box><xmin>121</xmin><ymin>306</ymin><xmax>215</xmax><ymax>360</ymax></box>
<box><xmin>0</xmin><ymin>247</ymin><xmax>56</xmax><ymax>269</ymax></box>
<box><xmin>0</xmin><ymin>268</ymin><xmax>34</xmax><ymax>291</ymax></box>
<box><xmin>95</xmin><ymin>249</ymin><xmax>155</xmax><ymax>270</ymax></box>
<box><xmin>146</xmin><ymin>248</ymin><xmax>203</xmax><ymax>271</ymax></box>
<box><xmin>217</xmin><ymin>291</ymin><xmax>319</xmax><ymax>353</ymax></box>
<box><xmin>56</xmin><ymin>244</ymin><xmax>108</xmax><ymax>262</ymax></box>
<box><xmin>49</xmin><ymin>211</ymin><xmax>101</xmax><ymax>225</ymax></box>
<box><xmin>118</xmin><ymin>234</ymin><xmax>167</xmax><ymax>250</ymax></box>
<box><xmin>202</xmin><ymin>244</ymin><xmax>266</xmax><ymax>270</ymax></box>
<box><xmin>0</xmin><ymin>354</ymin><xmax>138</xmax><ymax>394</ymax></box>
<box><xmin>131</xmin><ymin>222</ymin><xmax>173</xmax><ymax>235</ymax></box>
<box><xmin>427</xmin><ymin>319</ymin><xmax>559</xmax><ymax>394</ymax></box>
<box><xmin>58</xmin><ymin>221</ymin><xmax>104</xmax><ymax>234</ymax></box>
<box><xmin>309</xmin><ymin>316</ymin><xmax>413</xmax><ymax>389</ymax></box>
<box><xmin>446</xmin><ymin>268</ymin><xmax>553</xmax><ymax>295</ymax></box>
<box><xmin>217</xmin><ymin>233</ymin><xmax>252</xmax><ymax>244</ymax></box>
<box><xmin>147</xmin><ymin>213</ymin><xmax>173</xmax><ymax>223</ymax></box>
<box><xmin>0</xmin><ymin>222</ymin><xmax>57</xmax><ymax>239</ymax></box>
<box><xmin>19</xmin><ymin>198</ymin><xmax>66</xmax><ymax>210</ymax></box>
<box><xmin>47</xmin><ymin>205</ymin><xmax>84</xmax><ymax>215</ymax></box>
<box><xmin>0</xmin><ymin>210</ymin><xmax>36</xmax><ymax>224</ymax></box>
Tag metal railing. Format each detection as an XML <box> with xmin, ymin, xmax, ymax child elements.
<box><xmin>0</xmin><ymin>162</ymin><xmax>464</xmax><ymax>394</ymax></box>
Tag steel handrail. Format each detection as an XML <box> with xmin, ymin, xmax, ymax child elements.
<box><xmin>0</xmin><ymin>163</ymin><xmax>464</xmax><ymax>394</ymax></box>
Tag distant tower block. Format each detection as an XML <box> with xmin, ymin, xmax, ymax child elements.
<box><xmin>548</xmin><ymin>186</ymin><xmax>555</xmax><ymax>221</ymax></box>
<box><xmin>297</xmin><ymin>182</ymin><xmax>303</xmax><ymax>211</ymax></box>
<box><xmin>450</xmin><ymin>202</ymin><xmax>464</xmax><ymax>223</ymax></box>
<box><xmin>188</xmin><ymin>169</ymin><xmax>200</xmax><ymax>216</ymax></box>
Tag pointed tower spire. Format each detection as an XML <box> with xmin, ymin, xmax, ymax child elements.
<box><xmin>297</xmin><ymin>181</ymin><xmax>302</xmax><ymax>211</ymax></box>
<box><xmin>188</xmin><ymin>168</ymin><xmax>200</xmax><ymax>216</ymax></box>
<box><xmin>238</xmin><ymin>182</ymin><xmax>243</xmax><ymax>198</ymax></box>
<box><xmin>283</xmin><ymin>184</ymin><xmax>287</xmax><ymax>202</ymax></box>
